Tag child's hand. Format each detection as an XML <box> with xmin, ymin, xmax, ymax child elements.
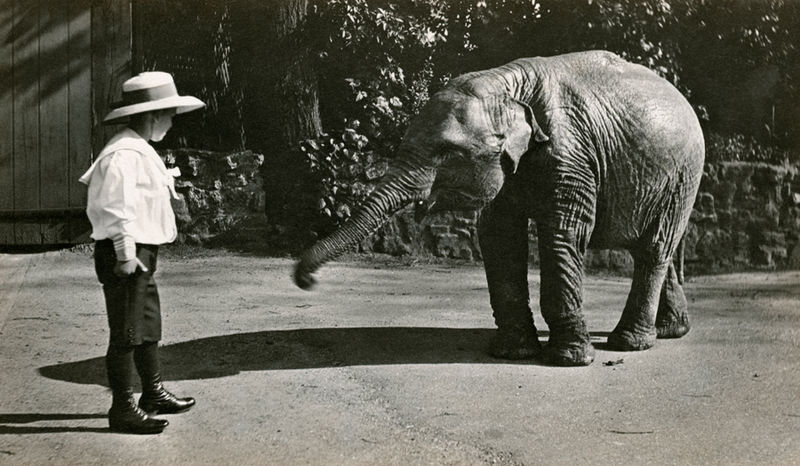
<box><xmin>113</xmin><ymin>258</ymin><xmax>149</xmax><ymax>276</ymax></box>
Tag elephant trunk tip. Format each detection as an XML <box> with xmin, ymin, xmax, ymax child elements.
<box><xmin>293</xmin><ymin>256</ymin><xmax>318</xmax><ymax>291</ymax></box>
<box><xmin>293</xmin><ymin>261</ymin><xmax>317</xmax><ymax>291</ymax></box>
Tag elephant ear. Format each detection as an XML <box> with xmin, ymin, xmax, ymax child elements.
<box><xmin>493</xmin><ymin>96</ymin><xmax>549</xmax><ymax>174</ymax></box>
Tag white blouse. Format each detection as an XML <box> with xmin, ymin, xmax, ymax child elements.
<box><xmin>79</xmin><ymin>128</ymin><xmax>179</xmax><ymax>261</ymax></box>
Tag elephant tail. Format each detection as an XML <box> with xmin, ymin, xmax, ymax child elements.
<box><xmin>674</xmin><ymin>235</ymin><xmax>685</xmax><ymax>285</ymax></box>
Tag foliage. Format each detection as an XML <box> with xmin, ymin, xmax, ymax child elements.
<box><xmin>678</xmin><ymin>0</ymin><xmax>800</xmax><ymax>145</ymax></box>
<box><xmin>304</xmin><ymin>0</ymin><xmax>451</xmax><ymax>155</ymax></box>
<box><xmin>705</xmin><ymin>133</ymin><xmax>797</xmax><ymax>165</ymax></box>
<box><xmin>138</xmin><ymin>0</ymin><xmax>246</xmax><ymax>151</ymax></box>
<box><xmin>304</xmin><ymin>0</ymin><xmax>794</xmax><ymax>154</ymax></box>
<box><xmin>290</xmin><ymin>0</ymin><xmax>448</xmax><ymax>231</ymax></box>
<box><xmin>298</xmin><ymin>121</ymin><xmax>385</xmax><ymax>228</ymax></box>
<box><xmin>280</xmin><ymin>0</ymin><xmax>800</xmax><ymax>238</ymax></box>
<box><xmin>139</xmin><ymin>0</ymin><xmax>800</xmax><ymax>251</ymax></box>
<box><xmin>141</xmin><ymin>0</ymin><xmax>800</xmax><ymax>154</ymax></box>
<box><xmin>576</xmin><ymin>1</ymin><xmax>686</xmax><ymax>86</ymax></box>
<box><xmin>263</xmin><ymin>120</ymin><xmax>392</xmax><ymax>244</ymax></box>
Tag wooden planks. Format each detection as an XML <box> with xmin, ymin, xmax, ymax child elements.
<box><xmin>92</xmin><ymin>0</ymin><xmax>132</xmax><ymax>154</ymax></box>
<box><xmin>0</xmin><ymin>0</ymin><xmax>127</xmax><ymax>245</ymax></box>
<box><xmin>40</xmin><ymin>0</ymin><xmax>70</xmax><ymax>243</ymax></box>
<box><xmin>0</xmin><ymin>0</ymin><xmax>15</xmax><ymax>243</ymax></box>
<box><xmin>12</xmin><ymin>0</ymin><xmax>42</xmax><ymax>244</ymax></box>
<box><xmin>68</xmin><ymin>1</ymin><xmax>93</xmax><ymax>243</ymax></box>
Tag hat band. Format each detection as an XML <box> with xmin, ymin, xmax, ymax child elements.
<box><xmin>121</xmin><ymin>82</ymin><xmax>179</xmax><ymax>105</ymax></box>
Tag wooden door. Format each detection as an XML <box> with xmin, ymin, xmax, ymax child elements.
<box><xmin>0</xmin><ymin>0</ymin><xmax>131</xmax><ymax>246</ymax></box>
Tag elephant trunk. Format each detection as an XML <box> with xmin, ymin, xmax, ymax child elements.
<box><xmin>294</xmin><ymin>156</ymin><xmax>435</xmax><ymax>290</ymax></box>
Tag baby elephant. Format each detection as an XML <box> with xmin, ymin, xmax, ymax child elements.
<box><xmin>294</xmin><ymin>51</ymin><xmax>705</xmax><ymax>366</ymax></box>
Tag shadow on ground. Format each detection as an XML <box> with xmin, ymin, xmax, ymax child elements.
<box><xmin>0</xmin><ymin>414</ymin><xmax>109</xmax><ymax>435</ymax></box>
<box><xmin>39</xmin><ymin>327</ymin><xmax>613</xmax><ymax>386</ymax></box>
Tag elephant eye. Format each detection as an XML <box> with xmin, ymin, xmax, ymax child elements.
<box><xmin>480</xmin><ymin>144</ymin><xmax>503</xmax><ymax>160</ymax></box>
<box><xmin>438</xmin><ymin>143</ymin><xmax>465</xmax><ymax>162</ymax></box>
<box><xmin>438</xmin><ymin>151</ymin><xmax>457</xmax><ymax>164</ymax></box>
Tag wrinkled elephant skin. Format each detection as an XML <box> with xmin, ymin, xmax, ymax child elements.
<box><xmin>293</xmin><ymin>51</ymin><xmax>705</xmax><ymax>367</ymax></box>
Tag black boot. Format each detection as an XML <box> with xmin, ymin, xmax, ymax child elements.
<box><xmin>138</xmin><ymin>377</ymin><xmax>196</xmax><ymax>414</ymax></box>
<box><xmin>135</xmin><ymin>342</ymin><xmax>196</xmax><ymax>415</ymax></box>
<box><xmin>109</xmin><ymin>391</ymin><xmax>169</xmax><ymax>434</ymax></box>
<box><xmin>106</xmin><ymin>346</ymin><xmax>167</xmax><ymax>434</ymax></box>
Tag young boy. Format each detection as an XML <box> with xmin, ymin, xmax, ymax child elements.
<box><xmin>79</xmin><ymin>71</ymin><xmax>205</xmax><ymax>434</ymax></box>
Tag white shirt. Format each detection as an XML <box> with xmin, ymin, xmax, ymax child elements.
<box><xmin>79</xmin><ymin>128</ymin><xmax>179</xmax><ymax>261</ymax></box>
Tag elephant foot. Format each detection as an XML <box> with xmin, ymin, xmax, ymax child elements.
<box><xmin>488</xmin><ymin>326</ymin><xmax>542</xmax><ymax>360</ymax></box>
<box><xmin>656</xmin><ymin>314</ymin><xmax>691</xmax><ymax>339</ymax></box>
<box><xmin>606</xmin><ymin>328</ymin><xmax>657</xmax><ymax>351</ymax></box>
<box><xmin>543</xmin><ymin>341</ymin><xmax>595</xmax><ymax>366</ymax></box>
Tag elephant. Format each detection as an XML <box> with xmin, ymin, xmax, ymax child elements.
<box><xmin>293</xmin><ymin>50</ymin><xmax>705</xmax><ymax>367</ymax></box>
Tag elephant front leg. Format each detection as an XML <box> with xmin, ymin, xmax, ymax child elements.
<box><xmin>537</xmin><ymin>227</ymin><xmax>595</xmax><ymax>366</ymax></box>
<box><xmin>478</xmin><ymin>199</ymin><xmax>541</xmax><ymax>360</ymax></box>
<box><xmin>607</xmin><ymin>255</ymin><xmax>670</xmax><ymax>351</ymax></box>
<box><xmin>656</xmin><ymin>261</ymin><xmax>690</xmax><ymax>339</ymax></box>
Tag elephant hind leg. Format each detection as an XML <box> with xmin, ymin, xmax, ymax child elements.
<box><xmin>607</xmin><ymin>254</ymin><xmax>669</xmax><ymax>351</ymax></box>
<box><xmin>656</xmin><ymin>261</ymin><xmax>690</xmax><ymax>339</ymax></box>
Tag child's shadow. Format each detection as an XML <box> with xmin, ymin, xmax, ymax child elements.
<box><xmin>39</xmin><ymin>327</ymin><xmax>614</xmax><ymax>386</ymax></box>
<box><xmin>0</xmin><ymin>413</ymin><xmax>108</xmax><ymax>434</ymax></box>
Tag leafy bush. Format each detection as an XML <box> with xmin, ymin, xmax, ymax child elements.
<box><xmin>140</xmin><ymin>0</ymin><xmax>800</xmax><ymax>255</ymax></box>
<box><xmin>140</xmin><ymin>0</ymin><xmax>800</xmax><ymax>153</ymax></box>
<box><xmin>706</xmin><ymin>133</ymin><xmax>796</xmax><ymax>164</ymax></box>
<box><xmin>306</xmin><ymin>0</ymin><xmax>450</xmax><ymax>156</ymax></box>
<box><xmin>298</xmin><ymin>120</ymin><xmax>387</xmax><ymax>228</ymax></box>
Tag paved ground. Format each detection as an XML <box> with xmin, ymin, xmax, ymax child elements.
<box><xmin>0</xmin><ymin>248</ymin><xmax>799</xmax><ymax>465</ymax></box>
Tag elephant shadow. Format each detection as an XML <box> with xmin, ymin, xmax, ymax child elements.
<box><xmin>39</xmin><ymin>327</ymin><xmax>614</xmax><ymax>386</ymax></box>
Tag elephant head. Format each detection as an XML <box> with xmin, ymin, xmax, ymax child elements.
<box><xmin>293</xmin><ymin>87</ymin><xmax>549</xmax><ymax>289</ymax></box>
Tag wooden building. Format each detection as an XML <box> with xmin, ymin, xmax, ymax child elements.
<box><xmin>0</xmin><ymin>0</ymin><xmax>133</xmax><ymax>245</ymax></box>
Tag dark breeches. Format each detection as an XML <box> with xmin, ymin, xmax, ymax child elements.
<box><xmin>94</xmin><ymin>240</ymin><xmax>162</xmax><ymax>348</ymax></box>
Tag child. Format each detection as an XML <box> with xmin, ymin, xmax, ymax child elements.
<box><xmin>79</xmin><ymin>71</ymin><xmax>205</xmax><ymax>434</ymax></box>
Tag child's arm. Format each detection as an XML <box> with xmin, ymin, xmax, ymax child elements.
<box><xmin>96</xmin><ymin>151</ymin><xmax>149</xmax><ymax>275</ymax></box>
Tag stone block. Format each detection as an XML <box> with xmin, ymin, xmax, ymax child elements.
<box><xmin>222</xmin><ymin>155</ymin><xmax>238</xmax><ymax>170</ymax></box>
<box><xmin>429</xmin><ymin>225</ymin><xmax>450</xmax><ymax>236</ymax></box>
<box><xmin>789</xmin><ymin>241</ymin><xmax>800</xmax><ymax>268</ymax></box>
<box><xmin>752</xmin><ymin>245</ymin><xmax>774</xmax><ymax>267</ymax></box>
<box><xmin>185</xmin><ymin>189</ymin><xmax>208</xmax><ymax>211</ymax></box>
<box><xmin>761</xmin><ymin>231</ymin><xmax>786</xmax><ymax>247</ymax></box>
<box><xmin>608</xmin><ymin>250</ymin><xmax>633</xmax><ymax>271</ymax></box>
<box><xmin>170</xmin><ymin>194</ymin><xmax>192</xmax><ymax>226</ymax></box>
<box><xmin>433</xmin><ymin>232</ymin><xmax>473</xmax><ymax>260</ymax></box>
<box><xmin>761</xmin><ymin>203</ymin><xmax>781</xmax><ymax>229</ymax></box>
<box><xmin>695</xmin><ymin>192</ymin><xmax>716</xmax><ymax>215</ymax></box>
<box><xmin>226</xmin><ymin>173</ymin><xmax>248</xmax><ymax>187</ymax></box>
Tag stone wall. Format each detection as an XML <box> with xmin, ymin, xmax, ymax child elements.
<box><xmin>163</xmin><ymin>149</ymin><xmax>267</xmax><ymax>247</ymax></box>
<box><xmin>364</xmin><ymin>208</ymin><xmax>636</xmax><ymax>272</ymax></box>
<box><xmin>686</xmin><ymin>162</ymin><xmax>800</xmax><ymax>272</ymax></box>
<box><xmin>165</xmin><ymin>148</ymin><xmax>800</xmax><ymax>273</ymax></box>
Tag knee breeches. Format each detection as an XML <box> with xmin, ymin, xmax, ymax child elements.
<box><xmin>94</xmin><ymin>240</ymin><xmax>162</xmax><ymax>347</ymax></box>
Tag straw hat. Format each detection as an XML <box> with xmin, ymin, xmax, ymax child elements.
<box><xmin>103</xmin><ymin>71</ymin><xmax>205</xmax><ymax>124</ymax></box>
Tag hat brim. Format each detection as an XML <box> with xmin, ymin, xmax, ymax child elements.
<box><xmin>103</xmin><ymin>95</ymin><xmax>205</xmax><ymax>124</ymax></box>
